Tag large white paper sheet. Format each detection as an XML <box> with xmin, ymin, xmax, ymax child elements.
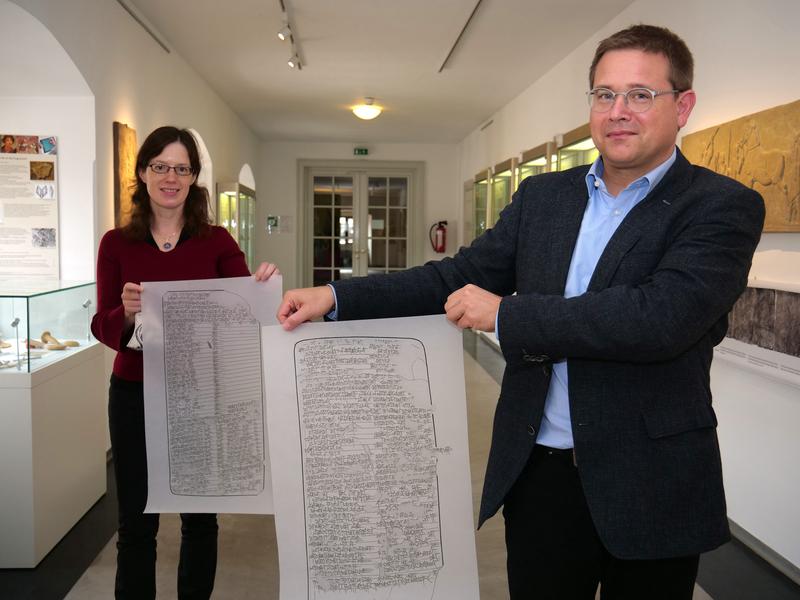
<box><xmin>142</xmin><ymin>275</ymin><xmax>282</xmax><ymax>514</ymax></box>
<box><xmin>263</xmin><ymin>315</ymin><xmax>480</xmax><ymax>600</ymax></box>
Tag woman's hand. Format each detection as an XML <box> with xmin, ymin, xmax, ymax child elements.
<box><xmin>121</xmin><ymin>282</ymin><xmax>143</xmax><ymax>327</ymax></box>
<box><xmin>253</xmin><ymin>262</ymin><xmax>280</xmax><ymax>282</ymax></box>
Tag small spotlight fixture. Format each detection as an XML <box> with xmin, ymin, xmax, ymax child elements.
<box><xmin>278</xmin><ymin>5</ymin><xmax>302</xmax><ymax>71</ymax></box>
<box><xmin>352</xmin><ymin>97</ymin><xmax>382</xmax><ymax>120</ymax></box>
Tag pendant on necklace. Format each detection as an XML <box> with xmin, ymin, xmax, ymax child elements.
<box><xmin>163</xmin><ymin>242</ymin><xmax>172</xmax><ymax>250</ymax></box>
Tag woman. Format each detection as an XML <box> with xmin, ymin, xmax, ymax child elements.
<box><xmin>91</xmin><ymin>126</ymin><xmax>278</xmax><ymax>599</ymax></box>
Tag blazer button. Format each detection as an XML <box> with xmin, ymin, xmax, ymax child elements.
<box><xmin>527</xmin><ymin>425</ymin><xmax>536</xmax><ymax>436</ymax></box>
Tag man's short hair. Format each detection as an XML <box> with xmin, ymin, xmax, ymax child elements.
<box><xmin>589</xmin><ymin>24</ymin><xmax>694</xmax><ymax>92</ymax></box>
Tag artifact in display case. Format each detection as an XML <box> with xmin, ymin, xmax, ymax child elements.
<box><xmin>557</xmin><ymin>123</ymin><xmax>599</xmax><ymax>171</ymax></box>
<box><xmin>518</xmin><ymin>141</ymin><xmax>556</xmax><ymax>184</ymax></box>
<box><xmin>217</xmin><ymin>182</ymin><xmax>256</xmax><ymax>270</ymax></box>
<box><xmin>0</xmin><ymin>280</ymin><xmax>97</xmax><ymax>373</ymax></box>
<box><xmin>491</xmin><ymin>158</ymin><xmax>516</xmax><ymax>225</ymax></box>
<box><xmin>473</xmin><ymin>169</ymin><xmax>490</xmax><ymax>239</ymax></box>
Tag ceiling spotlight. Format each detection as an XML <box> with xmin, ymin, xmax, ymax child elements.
<box><xmin>277</xmin><ymin>26</ymin><xmax>291</xmax><ymax>41</ymax></box>
<box><xmin>352</xmin><ymin>97</ymin><xmax>382</xmax><ymax>120</ymax></box>
<box><xmin>288</xmin><ymin>54</ymin><xmax>300</xmax><ymax>69</ymax></box>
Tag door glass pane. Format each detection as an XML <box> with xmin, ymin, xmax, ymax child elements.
<box><xmin>314</xmin><ymin>177</ymin><xmax>332</xmax><ymax>205</ymax></box>
<box><xmin>333</xmin><ymin>208</ymin><xmax>353</xmax><ymax>241</ymax></box>
<box><xmin>334</xmin><ymin>177</ymin><xmax>353</xmax><ymax>206</ymax></box>
<box><xmin>368</xmin><ymin>177</ymin><xmax>387</xmax><ymax>207</ymax></box>
<box><xmin>388</xmin><ymin>178</ymin><xmax>407</xmax><ymax>207</ymax></box>
<box><xmin>369</xmin><ymin>239</ymin><xmax>386</xmax><ymax>268</ymax></box>
<box><xmin>314</xmin><ymin>207</ymin><xmax>332</xmax><ymax>237</ymax></box>
<box><xmin>388</xmin><ymin>239</ymin><xmax>406</xmax><ymax>268</ymax></box>
<box><xmin>334</xmin><ymin>241</ymin><xmax>352</xmax><ymax>269</ymax></box>
<box><xmin>388</xmin><ymin>208</ymin><xmax>407</xmax><ymax>238</ymax></box>
<box><xmin>313</xmin><ymin>269</ymin><xmax>331</xmax><ymax>286</ymax></box>
<box><xmin>368</xmin><ymin>207</ymin><xmax>386</xmax><ymax>237</ymax></box>
<box><xmin>313</xmin><ymin>239</ymin><xmax>332</xmax><ymax>268</ymax></box>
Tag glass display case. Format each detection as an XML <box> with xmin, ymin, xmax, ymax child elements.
<box><xmin>557</xmin><ymin>123</ymin><xmax>599</xmax><ymax>171</ymax></box>
<box><xmin>0</xmin><ymin>280</ymin><xmax>97</xmax><ymax>373</ymax></box>
<box><xmin>490</xmin><ymin>158</ymin><xmax>515</xmax><ymax>226</ymax></box>
<box><xmin>473</xmin><ymin>169</ymin><xmax>490</xmax><ymax>240</ymax></box>
<box><xmin>518</xmin><ymin>141</ymin><xmax>556</xmax><ymax>185</ymax></box>
<box><xmin>217</xmin><ymin>182</ymin><xmax>256</xmax><ymax>270</ymax></box>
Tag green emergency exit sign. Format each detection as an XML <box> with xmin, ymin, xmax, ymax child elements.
<box><xmin>354</xmin><ymin>147</ymin><xmax>369</xmax><ymax>156</ymax></box>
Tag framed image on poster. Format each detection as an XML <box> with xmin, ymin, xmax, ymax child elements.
<box><xmin>113</xmin><ymin>122</ymin><xmax>137</xmax><ymax>228</ymax></box>
<box><xmin>0</xmin><ymin>134</ymin><xmax>59</xmax><ymax>279</ymax></box>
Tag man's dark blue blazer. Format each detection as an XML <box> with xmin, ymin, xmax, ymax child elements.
<box><xmin>332</xmin><ymin>148</ymin><xmax>765</xmax><ymax>560</ymax></box>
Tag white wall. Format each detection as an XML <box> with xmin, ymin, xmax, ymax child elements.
<box><xmin>257</xmin><ymin>142</ymin><xmax>459</xmax><ymax>290</ymax></box>
<box><xmin>456</xmin><ymin>0</ymin><xmax>800</xmax><ymax>572</ymax></box>
<box><xmin>10</xmin><ymin>0</ymin><xmax>262</xmax><ymax>247</ymax></box>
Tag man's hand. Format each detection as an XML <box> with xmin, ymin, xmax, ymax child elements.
<box><xmin>444</xmin><ymin>284</ymin><xmax>501</xmax><ymax>332</ymax></box>
<box><xmin>277</xmin><ymin>286</ymin><xmax>335</xmax><ymax>331</ymax></box>
<box><xmin>253</xmin><ymin>261</ymin><xmax>280</xmax><ymax>281</ymax></box>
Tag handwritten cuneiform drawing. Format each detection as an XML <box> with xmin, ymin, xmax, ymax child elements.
<box><xmin>162</xmin><ymin>290</ymin><xmax>265</xmax><ymax>496</ymax></box>
<box><xmin>295</xmin><ymin>336</ymin><xmax>443</xmax><ymax>599</ymax></box>
<box><xmin>682</xmin><ymin>98</ymin><xmax>800</xmax><ymax>232</ymax></box>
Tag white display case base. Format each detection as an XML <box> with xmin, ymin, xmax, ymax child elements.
<box><xmin>0</xmin><ymin>343</ymin><xmax>106</xmax><ymax>567</ymax></box>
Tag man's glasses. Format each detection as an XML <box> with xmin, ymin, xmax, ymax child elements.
<box><xmin>147</xmin><ymin>163</ymin><xmax>194</xmax><ymax>177</ymax></box>
<box><xmin>587</xmin><ymin>87</ymin><xmax>680</xmax><ymax>113</ymax></box>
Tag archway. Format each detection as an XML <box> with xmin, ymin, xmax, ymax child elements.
<box><xmin>0</xmin><ymin>0</ymin><xmax>95</xmax><ymax>280</ymax></box>
<box><xmin>238</xmin><ymin>163</ymin><xmax>256</xmax><ymax>190</ymax></box>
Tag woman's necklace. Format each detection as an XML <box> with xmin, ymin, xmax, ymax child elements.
<box><xmin>153</xmin><ymin>228</ymin><xmax>180</xmax><ymax>250</ymax></box>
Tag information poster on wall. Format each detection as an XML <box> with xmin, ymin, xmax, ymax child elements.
<box><xmin>0</xmin><ymin>134</ymin><xmax>59</xmax><ymax>278</ymax></box>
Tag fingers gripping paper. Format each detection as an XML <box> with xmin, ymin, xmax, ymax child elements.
<box><xmin>263</xmin><ymin>315</ymin><xmax>479</xmax><ymax>600</ymax></box>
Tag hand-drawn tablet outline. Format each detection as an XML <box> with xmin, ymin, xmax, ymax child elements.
<box><xmin>293</xmin><ymin>335</ymin><xmax>444</xmax><ymax>598</ymax></box>
<box><xmin>162</xmin><ymin>288</ymin><xmax>266</xmax><ymax>497</ymax></box>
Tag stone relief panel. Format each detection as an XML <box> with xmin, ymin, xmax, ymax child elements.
<box><xmin>728</xmin><ymin>287</ymin><xmax>800</xmax><ymax>357</ymax></box>
<box><xmin>682</xmin><ymin>99</ymin><xmax>800</xmax><ymax>232</ymax></box>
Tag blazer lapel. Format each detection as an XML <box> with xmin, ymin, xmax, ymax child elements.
<box><xmin>547</xmin><ymin>174</ymin><xmax>589</xmax><ymax>295</ymax></box>
<box><xmin>587</xmin><ymin>149</ymin><xmax>694</xmax><ymax>292</ymax></box>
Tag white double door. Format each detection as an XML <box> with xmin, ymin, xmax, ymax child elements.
<box><xmin>308</xmin><ymin>170</ymin><xmax>411</xmax><ymax>286</ymax></box>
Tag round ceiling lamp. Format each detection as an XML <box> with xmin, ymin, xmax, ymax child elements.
<box><xmin>352</xmin><ymin>97</ymin><xmax>382</xmax><ymax>120</ymax></box>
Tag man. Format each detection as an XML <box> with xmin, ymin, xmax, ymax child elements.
<box><xmin>268</xmin><ymin>24</ymin><xmax>765</xmax><ymax>599</ymax></box>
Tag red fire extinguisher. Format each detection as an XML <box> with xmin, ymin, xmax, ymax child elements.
<box><xmin>429</xmin><ymin>221</ymin><xmax>447</xmax><ymax>253</ymax></box>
